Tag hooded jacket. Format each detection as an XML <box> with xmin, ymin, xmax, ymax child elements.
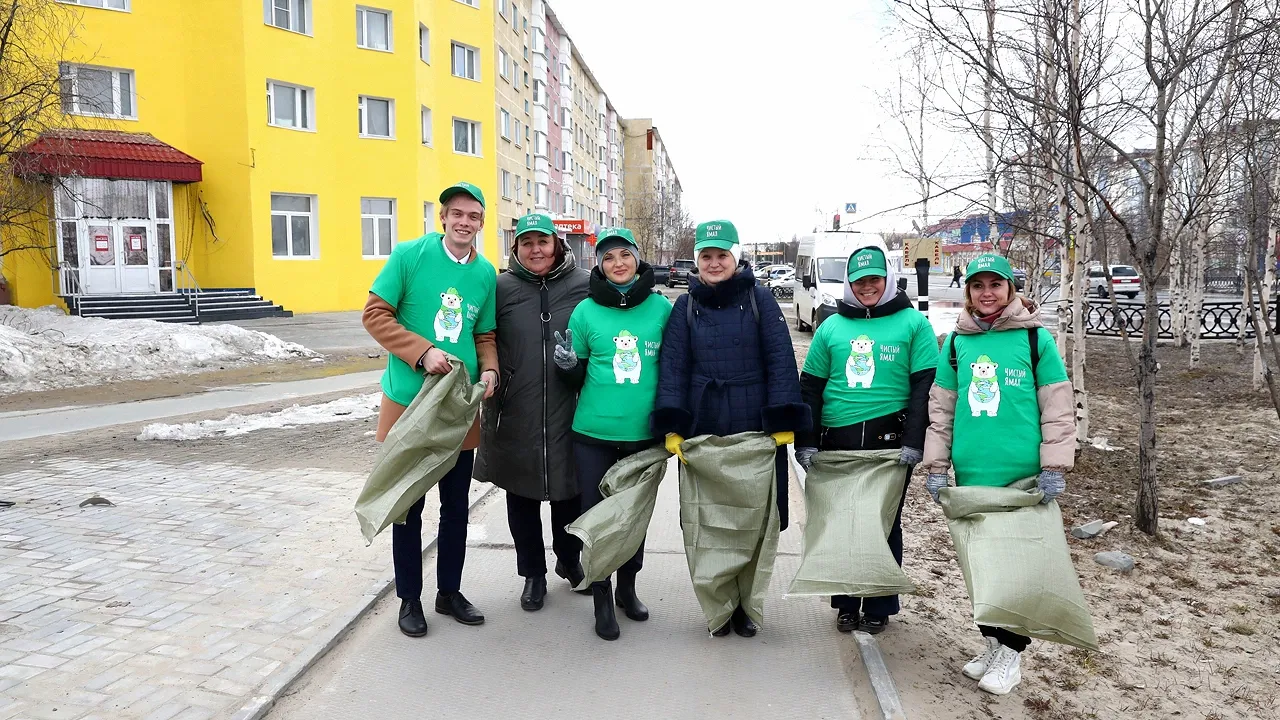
<box><xmin>922</xmin><ymin>297</ymin><xmax>1076</xmax><ymax>475</ymax></box>
<box><xmin>474</xmin><ymin>247</ymin><xmax>590</xmax><ymax>501</ymax></box>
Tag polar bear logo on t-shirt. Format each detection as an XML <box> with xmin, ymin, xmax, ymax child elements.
<box><xmin>968</xmin><ymin>354</ymin><xmax>1001</xmax><ymax>417</ymax></box>
<box><xmin>613</xmin><ymin>330</ymin><xmax>642</xmax><ymax>384</ymax></box>
<box><xmin>434</xmin><ymin>287</ymin><xmax>465</xmax><ymax>344</ymax></box>
<box><xmin>846</xmin><ymin>335</ymin><xmax>876</xmax><ymax>389</ymax></box>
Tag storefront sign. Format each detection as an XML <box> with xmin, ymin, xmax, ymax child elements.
<box><xmin>129</xmin><ymin>234</ymin><xmax>144</xmax><ymax>251</ymax></box>
<box><xmin>553</xmin><ymin>219</ymin><xmax>587</xmax><ymax>235</ymax></box>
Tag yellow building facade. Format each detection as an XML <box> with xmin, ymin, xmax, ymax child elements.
<box><xmin>3</xmin><ymin>0</ymin><xmax>498</xmax><ymax>314</ymax></box>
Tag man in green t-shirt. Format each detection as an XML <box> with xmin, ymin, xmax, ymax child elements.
<box><xmin>362</xmin><ymin>181</ymin><xmax>499</xmax><ymax>638</ymax></box>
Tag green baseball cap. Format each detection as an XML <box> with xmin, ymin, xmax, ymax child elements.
<box><xmin>966</xmin><ymin>253</ymin><xmax>1015</xmax><ymax>282</ymax></box>
<box><xmin>515</xmin><ymin>213</ymin><xmax>556</xmax><ymax>239</ymax></box>
<box><xmin>596</xmin><ymin>227</ymin><xmax>638</xmax><ymax>247</ymax></box>
<box><xmin>694</xmin><ymin>220</ymin><xmax>739</xmax><ymax>252</ymax></box>
<box><xmin>439</xmin><ymin>181</ymin><xmax>486</xmax><ymax>209</ymax></box>
<box><xmin>847</xmin><ymin>247</ymin><xmax>888</xmax><ymax>282</ymax></box>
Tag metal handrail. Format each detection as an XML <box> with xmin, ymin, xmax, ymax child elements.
<box><xmin>175</xmin><ymin>260</ymin><xmax>202</xmax><ymax>323</ymax></box>
<box><xmin>57</xmin><ymin>262</ymin><xmax>83</xmax><ymax>309</ymax></box>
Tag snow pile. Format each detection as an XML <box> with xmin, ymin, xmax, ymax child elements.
<box><xmin>929</xmin><ymin>307</ymin><xmax>961</xmax><ymax>337</ymax></box>
<box><xmin>138</xmin><ymin>393</ymin><xmax>381</xmax><ymax>441</ymax></box>
<box><xmin>0</xmin><ymin>306</ymin><xmax>314</xmax><ymax>393</ymax></box>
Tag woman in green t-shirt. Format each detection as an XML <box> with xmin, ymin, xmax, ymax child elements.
<box><xmin>922</xmin><ymin>253</ymin><xmax>1076</xmax><ymax>696</ymax></box>
<box><xmin>794</xmin><ymin>246</ymin><xmax>938</xmax><ymax>636</ymax></box>
<box><xmin>554</xmin><ymin>227</ymin><xmax>672</xmax><ymax>642</ymax></box>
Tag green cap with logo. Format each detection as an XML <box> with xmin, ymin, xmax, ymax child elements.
<box><xmin>694</xmin><ymin>220</ymin><xmax>739</xmax><ymax>253</ymax></box>
<box><xmin>847</xmin><ymin>247</ymin><xmax>888</xmax><ymax>282</ymax></box>
<box><xmin>596</xmin><ymin>227</ymin><xmax>638</xmax><ymax>247</ymax></box>
<box><xmin>515</xmin><ymin>213</ymin><xmax>556</xmax><ymax>239</ymax></box>
<box><xmin>439</xmin><ymin>181</ymin><xmax>486</xmax><ymax>209</ymax></box>
<box><xmin>965</xmin><ymin>253</ymin><xmax>1015</xmax><ymax>282</ymax></box>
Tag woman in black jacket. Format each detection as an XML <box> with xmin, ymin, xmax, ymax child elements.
<box><xmin>475</xmin><ymin>214</ymin><xmax>590</xmax><ymax>611</ymax></box>
<box><xmin>794</xmin><ymin>246</ymin><xmax>937</xmax><ymax>635</ymax></box>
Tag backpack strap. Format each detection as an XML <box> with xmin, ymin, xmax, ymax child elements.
<box><xmin>749</xmin><ymin>288</ymin><xmax>760</xmax><ymax>323</ymax></box>
<box><xmin>948</xmin><ymin>333</ymin><xmax>958</xmax><ymax>372</ymax></box>
<box><xmin>1027</xmin><ymin>327</ymin><xmax>1040</xmax><ymax>385</ymax></box>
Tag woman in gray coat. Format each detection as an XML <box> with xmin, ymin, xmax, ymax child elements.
<box><xmin>475</xmin><ymin>213</ymin><xmax>591</xmax><ymax>611</ymax></box>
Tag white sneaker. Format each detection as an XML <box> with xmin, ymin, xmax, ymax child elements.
<box><xmin>977</xmin><ymin>646</ymin><xmax>1023</xmax><ymax>695</ymax></box>
<box><xmin>962</xmin><ymin>637</ymin><xmax>1000</xmax><ymax>680</ymax></box>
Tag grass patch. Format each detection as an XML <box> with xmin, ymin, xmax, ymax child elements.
<box><xmin>1225</xmin><ymin>623</ymin><xmax>1256</xmax><ymax>636</ymax></box>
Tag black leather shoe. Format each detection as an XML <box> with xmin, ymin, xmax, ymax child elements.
<box><xmin>555</xmin><ymin>560</ymin><xmax>591</xmax><ymax>595</ymax></box>
<box><xmin>398</xmin><ymin>599</ymin><xmax>428</xmax><ymax>637</ymax></box>
<box><xmin>860</xmin><ymin>615</ymin><xmax>889</xmax><ymax>635</ymax></box>
<box><xmin>434</xmin><ymin>591</ymin><xmax>485</xmax><ymax>626</ymax></box>
<box><xmin>711</xmin><ymin>621</ymin><xmax>732</xmax><ymax>637</ymax></box>
<box><xmin>591</xmin><ymin>581</ymin><xmax>620</xmax><ymax>641</ymax></box>
<box><xmin>731</xmin><ymin>606</ymin><xmax>758</xmax><ymax>638</ymax></box>
<box><xmin>520</xmin><ymin>575</ymin><xmax>547</xmax><ymax>612</ymax></box>
<box><xmin>836</xmin><ymin>611</ymin><xmax>859</xmax><ymax>633</ymax></box>
<box><xmin>614</xmin><ymin>573</ymin><xmax>649</xmax><ymax>622</ymax></box>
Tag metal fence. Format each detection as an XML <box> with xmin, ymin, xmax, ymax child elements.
<box><xmin>1204</xmin><ymin>274</ymin><xmax>1280</xmax><ymax>294</ymax></box>
<box><xmin>1062</xmin><ymin>298</ymin><xmax>1280</xmax><ymax>339</ymax></box>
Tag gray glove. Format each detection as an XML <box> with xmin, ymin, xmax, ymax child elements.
<box><xmin>552</xmin><ymin>330</ymin><xmax>577</xmax><ymax>371</ymax></box>
<box><xmin>1037</xmin><ymin>469</ymin><xmax>1066</xmax><ymax>504</ymax></box>
<box><xmin>899</xmin><ymin>446</ymin><xmax>923</xmax><ymax>466</ymax></box>
<box><xmin>795</xmin><ymin>446</ymin><xmax>818</xmax><ymax>470</ymax></box>
<box><xmin>925</xmin><ymin>473</ymin><xmax>949</xmax><ymax>503</ymax></box>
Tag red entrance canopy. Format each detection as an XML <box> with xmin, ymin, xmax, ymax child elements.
<box><xmin>13</xmin><ymin>129</ymin><xmax>203</xmax><ymax>183</ymax></box>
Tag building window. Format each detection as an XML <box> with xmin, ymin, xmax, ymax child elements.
<box><xmin>534</xmin><ymin>131</ymin><xmax>547</xmax><ymax>156</ymax></box>
<box><xmin>559</xmin><ymin>63</ymin><xmax>571</xmax><ymax>87</ymax></box>
<box><xmin>271</xmin><ymin>193</ymin><xmax>317</xmax><ymax>258</ymax></box>
<box><xmin>500</xmin><ymin>109</ymin><xmax>512</xmax><ymax>141</ymax></box>
<box><xmin>60</xmin><ymin>64</ymin><xmax>135</xmax><ymax>119</ymax></box>
<box><xmin>421</xmin><ymin>106</ymin><xmax>433</xmax><ymax>145</ymax></box>
<box><xmin>525</xmin><ymin>152</ymin><xmax>531</xmax><ymax>169</ymax></box>
<box><xmin>266</xmin><ymin>81</ymin><xmax>314</xmax><ymax>131</ymax></box>
<box><xmin>531</xmin><ymin>27</ymin><xmax>545</xmax><ymax>54</ymax></box>
<box><xmin>264</xmin><ymin>0</ymin><xmax>309</xmax><ymax>33</ymax></box>
<box><xmin>362</xmin><ymin>198</ymin><xmax>396</xmax><ymax>258</ymax></box>
<box><xmin>453</xmin><ymin>118</ymin><xmax>481</xmax><ymax>156</ymax></box>
<box><xmin>454</xmin><ymin>0</ymin><xmax>478</xmax><ymax>6</ymax></box>
<box><xmin>535</xmin><ymin>183</ymin><xmax>547</xmax><ymax>207</ymax></box>
<box><xmin>62</xmin><ymin>0</ymin><xmax>129</xmax><ymax>9</ymax></box>
<box><xmin>532</xmin><ymin>80</ymin><xmax>545</xmax><ymax>105</ymax></box>
<box><xmin>451</xmin><ymin>42</ymin><xmax>479</xmax><ymax>80</ymax></box>
<box><xmin>498</xmin><ymin>0</ymin><xmax>509</xmax><ymax>18</ymax></box>
<box><xmin>498</xmin><ymin>48</ymin><xmax>511</xmax><ymax>82</ymax></box>
<box><xmin>358</xmin><ymin>96</ymin><xmax>394</xmax><ymax>138</ymax></box>
<box><xmin>419</xmin><ymin>24</ymin><xmax>430</xmax><ymax>63</ymax></box>
<box><xmin>526</xmin><ymin>179</ymin><xmax>532</xmax><ymax>196</ymax></box>
<box><xmin>356</xmin><ymin>7</ymin><xmax>392</xmax><ymax>51</ymax></box>
<box><xmin>513</xmin><ymin>119</ymin><xmax>522</xmax><ymax>147</ymax></box>
<box><xmin>423</xmin><ymin>201</ymin><xmax>436</xmax><ymax>234</ymax></box>
<box><xmin>500</xmin><ymin>170</ymin><xmax>514</xmax><ymax>200</ymax></box>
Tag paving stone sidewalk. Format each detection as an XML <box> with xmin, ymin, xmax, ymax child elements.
<box><xmin>0</xmin><ymin>396</ymin><xmax>479</xmax><ymax>720</ymax></box>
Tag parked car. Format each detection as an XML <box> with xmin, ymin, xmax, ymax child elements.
<box><xmin>767</xmin><ymin>269</ymin><xmax>796</xmax><ymax>287</ymax></box>
<box><xmin>667</xmin><ymin>258</ymin><xmax>696</xmax><ymax>287</ymax></box>
<box><xmin>1012</xmin><ymin>268</ymin><xmax>1027</xmax><ymax>291</ymax></box>
<box><xmin>651</xmin><ymin>265</ymin><xmax>670</xmax><ymax>286</ymax></box>
<box><xmin>1087</xmin><ymin>264</ymin><xmax>1140</xmax><ymax>299</ymax></box>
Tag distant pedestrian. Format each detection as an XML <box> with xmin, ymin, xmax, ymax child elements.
<box><xmin>794</xmin><ymin>245</ymin><xmax>937</xmax><ymax>635</ymax></box>
<box><xmin>556</xmin><ymin>227</ymin><xmax>672</xmax><ymax>641</ymax></box>
<box><xmin>923</xmin><ymin>253</ymin><xmax>1075</xmax><ymax>695</ymax></box>
<box><xmin>363</xmin><ymin>182</ymin><xmax>499</xmax><ymax>638</ymax></box>
<box><xmin>950</xmin><ymin>265</ymin><xmax>963</xmax><ymax>288</ymax></box>
<box><xmin>475</xmin><ymin>213</ymin><xmax>592</xmax><ymax>614</ymax></box>
<box><xmin>653</xmin><ymin>219</ymin><xmax>810</xmax><ymax>638</ymax></box>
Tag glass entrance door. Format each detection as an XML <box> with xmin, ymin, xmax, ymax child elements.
<box><xmin>84</xmin><ymin>223</ymin><xmax>121</xmax><ymax>295</ymax></box>
<box><xmin>120</xmin><ymin>223</ymin><xmax>154</xmax><ymax>293</ymax></box>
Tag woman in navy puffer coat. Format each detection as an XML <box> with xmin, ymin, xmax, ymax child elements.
<box><xmin>652</xmin><ymin>220</ymin><xmax>809</xmax><ymax>636</ymax></box>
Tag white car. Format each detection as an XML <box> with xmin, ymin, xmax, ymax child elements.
<box><xmin>1087</xmin><ymin>264</ymin><xmax>1141</xmax><ymax>299</ymax></box>
<box><xmin>767</xmin><ymin>269</ymin><xmax>795</xmax><ymax>287</ymax></box>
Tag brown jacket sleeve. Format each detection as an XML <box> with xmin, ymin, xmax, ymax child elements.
<box><xmin>474</xmin><ymin>331</ymin><xmax>498</xmax><ymax>376</ymax></box>
<box><xmin>362</xmin><ymin>293</ymin><xmax>433</xmax><ymax>368</ymax></box>
<box><xmin>1037</xmin><ymin>380</ymin><xmax>1077</xmax><ymax>471</ymax></box>
<box><xmin>923</xmin><ymin>384</ymin><xmax>958</xmax><ymax>473</ymax></box>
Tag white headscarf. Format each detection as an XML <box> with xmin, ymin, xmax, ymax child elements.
<box><xmin>842</xmin><ymin>254</ymin><xmax>901</xmax><ymax>309</ymax></box>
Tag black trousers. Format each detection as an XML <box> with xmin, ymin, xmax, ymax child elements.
<box><xmin>393</xmin><ymin>450</ymin><xmax>473</xmax><ymax>599</ymax></box>
<box><xmin>573</xmin><ymin>441</ymin><xmax>646</xmax><ymax>586</ymax></box>
<box><xmin>505</xmin><ymin>491</ymin><xmax>582</xmax><ymax>578</ymax></box>
<box><xmin>980</xmin><ymin>625</ymin><xmax>1031</xmax><ymax>652</ymax></box>
<box><xmin>821</xmin><ymin>415</ymin><xmax>910</xmax><ymax>618</ymax></box>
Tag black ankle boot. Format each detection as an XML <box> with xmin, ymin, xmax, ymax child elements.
<box><xmin>731</xmin><ymin>605</ymin><xmax>758</xmax><ymax>638</ymax></box>
<box><xmin>591</xmin><ymin>581</ymin><xmax>620</xmax><ymax>641</ymax></box>
<box><xmin>614</xmin><ymin>572</ymin><xmax>649</xmax><ymax>622</ymax></box>
<box><xmin>520</xmin><ymin>575</ymin><xmax>547</xmax><ymax>612</ymax></box>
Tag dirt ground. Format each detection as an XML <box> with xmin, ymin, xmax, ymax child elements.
<box><xmin>0</xmin><ymin>350</ymin><xmax>385</xmax><ymax>412</ymax></box>
<box><xmin>878</xmin><ymin>338</ymin><xmax>1280</xmax><ymax>720</ymax></box>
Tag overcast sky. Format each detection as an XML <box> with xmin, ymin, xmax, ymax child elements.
<box><xmin>549</xmin><ymin>0</ymin><xmax>953</xmax><ymax>245</ymax></box>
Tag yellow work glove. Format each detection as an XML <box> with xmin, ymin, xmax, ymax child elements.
<box><xmin>665</xmin><ymin>433</ymin><xmax>687</xmax><ymax>464</ymax></box>
<box><xmin>772</xmin><ymin>431</ymin><xmax>795</xmax><ymax>446</ymax></box>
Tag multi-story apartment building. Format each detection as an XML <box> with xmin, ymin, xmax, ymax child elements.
<box><xmin>621</xmin><ymin>119</ymin><xmax>683</xmax><ymax>264</ymax></box>
<box><xmin>5</xmin><ymin>0</ymin><xmax>496</xmax><ymax>314</ymax></box>
<box><xmin>492</xmin><ymin>0</ymin><xmax>535</xmax><ymax>266</ymax></box>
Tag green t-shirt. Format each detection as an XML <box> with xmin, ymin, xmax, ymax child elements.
<box><xmin>370</xmin><ymin>234</ymin><xmax>497</xmax><ymax>406</ymax></box>
<box><xmin>933</xmin><ymin>327</ymin><xmax>1069</xmax><ymax>487</ymax></box>
<box><xmin>802</xmin><ymin>307</ymin><xmax>939</xmax><ymax>427</ymax></box>
<box><xmin>568</xmin><ymin>292</ymin><xmax>673</xmax><ymax>442</ymax></box>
